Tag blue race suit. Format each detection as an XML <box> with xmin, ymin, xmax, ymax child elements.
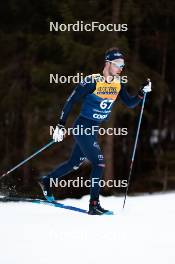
<box><xmin>48</xmin><ymin>74</ymin><xmax>141</xmax><ymax>201</ymax></box>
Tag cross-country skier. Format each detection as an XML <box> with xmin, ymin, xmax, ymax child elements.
<box><xmin>39</xmin><ymin>47</ymin><xmax>152</xmax><ymax>215</ymax></box>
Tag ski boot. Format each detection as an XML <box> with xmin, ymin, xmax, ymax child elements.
<box><xmin>88</xmin><ymin>200</ymin><xmax>113</xmax><ymax>215</ymax></box>
<box><xmin>38</xmin><ymin>176</ymin><xmax>55</xmax><ymax>202</ymax></box>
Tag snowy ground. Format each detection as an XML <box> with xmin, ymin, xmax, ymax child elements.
<box><xmin>0</xmin><ymin>193</ymin><xmax>175</xmax><ymax>264</ymax></box>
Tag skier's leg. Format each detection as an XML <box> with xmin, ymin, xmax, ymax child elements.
<box><xmin>39</xmin><ymin>142</ymin><xmax>85</xmax><ymax>201</ymax></box>
<box><xmin>47</xmin><ymin>143</ymin><xmax>85</xmax><ymax>180</ymax></box>
<box><xmin>74</xmin><ymin>134</ymin><xmax>105</xmax><ymax>201</ymax></box>
<box><xmin>74</xmin><ymin>135</ymin><xmax>112</xmax><ymax>214</ymax></box>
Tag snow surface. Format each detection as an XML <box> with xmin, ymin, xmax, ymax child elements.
<box><xmin>0</xmin><ymin>193</ymin><xmax>175</xmax><ymax>264</ymax></box>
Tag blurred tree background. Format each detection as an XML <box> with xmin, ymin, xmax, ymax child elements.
<box><xmin>0</xmin><ymin>0</ymin><xmax>175</xmax><ymax>199</ymax></box>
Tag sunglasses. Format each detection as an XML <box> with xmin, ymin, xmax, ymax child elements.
<box><xmin>106</xmin><ymin>60</ymin><xmax>125</xmax><ymax>69</ymax></box>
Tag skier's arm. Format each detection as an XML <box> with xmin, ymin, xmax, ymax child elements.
<box><xmin>59</xmin><ymin>77</ymin><xmax>95</xmax><ymax>125</ymax></box>
<box><xmin>119</xmin><ymin>83</ymin><xmax>142</xmax><ymax>108</ymax></box>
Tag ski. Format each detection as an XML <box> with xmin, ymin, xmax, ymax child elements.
<box><xmin>33</xmin><ymin>200</ymin><xmax>114</xmax><ymax>215</ymax></box>
<box><xmin>32</xmin><ymin>199</ymin><xmax>88</xmax><ymax>214</ymax></box>
<box><xmin>0</xmin><ymin>197</ymin><xmax>114</xmax><ymax>215</ymax></box>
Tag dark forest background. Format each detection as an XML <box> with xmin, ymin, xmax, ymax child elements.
<box><xmin>0</xmin><ymin>0</ymin><xmax>175</xmax><ymax>199</ymax></box>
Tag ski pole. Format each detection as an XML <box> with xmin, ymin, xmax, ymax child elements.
<box><xmin>123</xmin><ymin>92</ymin><xmax>147</xmax><ymax>209</ymax></box>
<box><xmin>0</xmin><ymin>140</ymin><xmax>55</xmax><ymax>180</ymax></box>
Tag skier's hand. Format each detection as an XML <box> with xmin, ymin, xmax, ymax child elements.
<box><xmin>142</xmin><ymin>78</ymin><xmax>152</xmax><ymax>93</ymax></box>
<box><xmin>53</xmin><ymin>124</ymin><xmax>66</xmax><ymax>142</ymax></box>
<box><xmin>138</xmin><ymin>78</ymin><xmax>152</xmax><ymax>98</ymax></box>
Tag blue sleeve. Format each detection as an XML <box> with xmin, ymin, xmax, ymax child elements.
<box><xmin>119</xmin><ymin>83</ymin><xmax>141</xmax><ymax>108</ymax></box>
<box><xmin>59</xmin><ymin>76</ymin><xmax>96</xmax><ymax>125</ymax></box>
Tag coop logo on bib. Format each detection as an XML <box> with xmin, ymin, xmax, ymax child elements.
<box><xmin>93</xmin><ymin>113</ymin><xmax>108</xmax><ymax>119</ymax></box>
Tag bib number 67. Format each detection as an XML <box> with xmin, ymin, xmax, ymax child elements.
<box><xmin>100</xmin><ymin>99</ymin><xmax>114</xmax><ymax>109</ymax></box>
